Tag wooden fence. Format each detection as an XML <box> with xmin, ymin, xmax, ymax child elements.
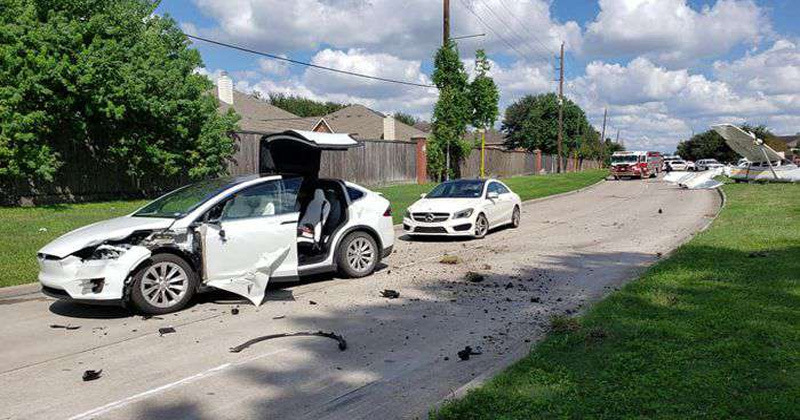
<box><xmin>3</xmin><ymin>132</ymin><xmax>601</xmax><ymax>205</ymax></box>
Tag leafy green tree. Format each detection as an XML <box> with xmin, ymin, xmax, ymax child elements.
<box><xmin>393</xmin><ymin>111</ymin><xmax>419</xmax><ymax>127</ymax></box>
<box><xmin>468</xmin><ymin>49</ymin><xmax>500</xmax><ymax>177</ymax></box>
<box><xmin>430</xmin><ymin>40</ymin><xmax>471</xmax><ymax>180</ymax></box>
<box><xmin>267</xmin><ymin>93</ymin><xmax>347</xmax><ymax>117</ymax></box>
<box><xmin>0</xmin><ymin>0</ymin><xmax>239</xmax><ymax>185</ymax></box>
<box><xmin>501</xmin><ymin>93</ymin><xmax>588</xmax><ymax>155</ymax></box>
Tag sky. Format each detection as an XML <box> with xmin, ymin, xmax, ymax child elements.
<box><xmin>156</xmin><ymin>0</ymin><xmax>800</xmax><ymax>153</ymax></box>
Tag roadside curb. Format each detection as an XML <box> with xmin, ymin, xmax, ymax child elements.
<box><xmin>0</xmin><ymin>282</ymin><xmax>41</xmax><ymax>299</ymax></box>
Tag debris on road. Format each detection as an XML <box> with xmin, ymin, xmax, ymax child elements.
<box><xmin>158</xmin><ymin>326</ymin><xmax>176</xmax><ymax>336</ymax></box>
<box><xmin>658</xmin><ymin>208</ymin><xmax>663</xmax><ymax>214</ymax></box>
<box><xmin>50</xmin><ymin>324</ymin><xmax>80</xmax><ymax>330</ymax></box>
<box><xmin>82</xmin><ymin>369</ymin><xmax>102</xmax><ymax>382</ymax></box>
<box><xmin>439</xmin><ymin>255</ymin><xmax>460</xmax><ymax>264</ymax></box>
<box><xmin>380</xmin><ymin>289</ymin><xmax>400</xmax><ymax>299</ymax></box>
<box><xmin>231</xmin><ymin>307</ymin><xmax>240</xmax><ymax>315</ymax></box>
<box><xmin>141</xmin><ymin>315</ymin><xmax>164</xmax><ymax>321</ymax></box>
<box><xmin>465</xmin><ymin>272</ymin><xmax>485</xmax><ymax>283</ymax></box>
<box><xmin>230</xmin><ymin>331</ymin><xmax>347</xmax><ymax>353</ymax></box>
<box><xmin>309</xmin><ymin>300</ymin><xmax>318</xmax><ymax>305</ymax></box>
<box><xmin>457</xmin><ymin>346</ymin><xmax>482</xmax><ymax>361</ymax></box>
<box><xmin>272</xmin><ymin>315</ymin><xmax>286</xmax><ymax>320</ymax></box>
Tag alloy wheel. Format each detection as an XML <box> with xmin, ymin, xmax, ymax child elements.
<box><xmin>346</xmin><ymin>237</ymin><xmax>375</xmax><ymax>273</ymax></box>
<box><xmin>140</xmin><ymin>261</ymin><xmax>189</xmax><ymax>309</ymax></box>
<box><xmin>475</xmin><ymin>214</ymin><xmax>488</xmax><ymax>237</ymax></box>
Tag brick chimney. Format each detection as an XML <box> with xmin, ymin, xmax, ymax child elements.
<box><xmin>383</xmin><ymin>115</ymin><xmax>396</xmax><ymax>140</ymax></box>
<box><xmin>217</xmin><ymin>72</ymin><xmax>233</xmax><ymax>105</ymax></box>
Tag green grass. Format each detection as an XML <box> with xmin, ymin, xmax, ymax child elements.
<box><xmin>432</xmin><ymin>182</ymin><xmax>800</xmax><ymax>419</ymax></box>
<box><xmin>0</xmin><ymin>170</ymin><xmax>605</xmax><ymax>288</ymax></box>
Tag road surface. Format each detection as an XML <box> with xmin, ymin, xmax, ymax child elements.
<box><xmin>0</xmin><ymin>177</ymin><xmax>719</xmax><ymax>420</ymax></box>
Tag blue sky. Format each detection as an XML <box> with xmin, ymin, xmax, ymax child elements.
<box><xmin>156</xmin><ymin>0</ymin><xmax>800</xmax><ymax>152</ymax></box>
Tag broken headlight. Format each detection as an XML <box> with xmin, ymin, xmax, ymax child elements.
<box><xmin>453</xmin><ymin>208</ymin><xmax>474</xmax><ymax>219</ymax></box>
<box><xmin>88</xmin><ymin>244</ymin><xmax>132</xmax><ymax>260</ymax></box>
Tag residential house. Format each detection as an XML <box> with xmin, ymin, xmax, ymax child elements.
<box><xmin>324</xmin><ymin>104</ymin><xmax>428</xmax><ymax>141</ymax></box>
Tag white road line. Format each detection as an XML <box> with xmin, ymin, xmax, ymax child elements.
<box><xmin>69</xmin><ymin>348</ymin><xmax>288</xmax><ymax>420</ymax></box>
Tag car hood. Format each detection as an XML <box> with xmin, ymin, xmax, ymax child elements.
<box><xmin>408</xmin><ymin>198</ymin><xmax>482</xmax><ymax>214</ymax></box>
<box><xmin>38</xmin><ymin>216</ymin><xmax>175</xmax><ymax>259</ymax></box>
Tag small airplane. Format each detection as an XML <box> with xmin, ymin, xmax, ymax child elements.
<box><xmin>711</xmin><ymin>124</ymin><xmax>800</xmax><ymax>183</ymax></box>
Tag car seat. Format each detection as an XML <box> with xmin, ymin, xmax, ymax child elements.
<box><xmin>298</xmin><ymin>189</ymin><xmax>330</xmax><ymax>249</ymax></box>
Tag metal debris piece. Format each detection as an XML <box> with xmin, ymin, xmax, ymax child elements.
<box><xmin>141</xmin><ymin>315</ymin><xmax>164</xmax><ymax>321</ymax></box>
<box><xmin>229</xmin><ymin>331</ymin><xmax>347</xmax><ymax>353</ymax></box>
<box><xmin>380</xmin><ymin>289</ymin><xmax>400</xmax><ymax>299</ymax></box>
<box><xmin>50</xmin><ymin>324</ymin><xmax>80</xmax><ymax>330</ymax></box>
<box><xmin>82</xmin><ymin>369</ymin><xmax>102</xmax><ymax>381</ymax></box>
<box><xmin>158</xmin><ymin>326</ymin><xmax>176</xmax><ymax>336</ymax></box>
<box><xmin>272</xmin><ymin>315</ymin><xmax>286</xmax><ymax>320</ymax></box>
<box><xmin>309</xmin><ymin>300</ymin><xmax>318</xmax><ymax>305</ymax></box>
<box><xmin>457</xmin><ymin>346</ymin><xmax>482</xmax><ymax>361</ymax></box>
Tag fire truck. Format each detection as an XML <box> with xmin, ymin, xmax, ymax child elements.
<box><xmin>610</xmin><ymin>151</ymin><xmax>662</xmax><ymax>179</ymax></box>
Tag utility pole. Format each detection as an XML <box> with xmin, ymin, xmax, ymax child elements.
<box><xmin>557</xmin><ymin>41</ymin><xmax>564</xmax><ymax>173</ymax></box>
<box><xmin>443</xmin><ymin>0</ymin><xmax>451</xmax><ymax>180</ymax></box>
<box><xmin>600</xmin><ymin>107</ymin><xmax>607</xmax><ymax>144</ymax></box>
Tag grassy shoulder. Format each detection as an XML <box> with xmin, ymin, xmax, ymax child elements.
<box><xmin>432</xmin><ymin>182</ymin><xmax>800</xmax><ymax>419</ymax></box>
<box><xmin>0</xmin><ymin>170</ymin><xmax>606</xmax><ymax>288</ymax></box>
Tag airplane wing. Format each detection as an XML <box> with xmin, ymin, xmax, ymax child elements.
<box><xmin>711</xmin><ymin>124</ymin><xmax>783</xmax><ymax>163</ymax></box>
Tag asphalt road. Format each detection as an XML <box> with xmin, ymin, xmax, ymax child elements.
<box><xmin>0</xmin><ymin>177</ymin><xmax>719</xmax><ymax>420</ymax></box>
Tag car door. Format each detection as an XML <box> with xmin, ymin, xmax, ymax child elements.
<box><xmin>494</xmin><ymin>182</ymin><xmax>515</xmax><ymax>223</ymax></box>
<box><xmin>202</xmin><ymin>177</ymin><xmax>302</xmax><ymax>305</ymax></box>
<box><xmin>484</xmin><ymin>182</ymin><xmax>504</xmax><ymax>226</ymax></box>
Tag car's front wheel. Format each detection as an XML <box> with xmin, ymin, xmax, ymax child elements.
<box><xmin>129</xmin><ymin>254</ymin><xmax>197</xmax><ymax>315</ymax></box>
<box><xmin>511</xmin><ymin>206</ymin><xmax>521</xmax><ymax>228</ymax></box>
<box><xmin>474</xmin><ymin>213</ymin><xmax>489</xmax><ymax>239</ymax></box>
<box><xmin>337</xmin><ymin>231</ymin><xmax>379</xmax><ymax>278</ymax></box>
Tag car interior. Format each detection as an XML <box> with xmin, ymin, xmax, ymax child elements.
<box><xmin>295</xmin><ymin>178</ymin><xmax>349</xmax><ymax>265</ymax></box>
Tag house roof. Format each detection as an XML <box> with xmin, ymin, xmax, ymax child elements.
<box><xmin>776</xmin><ymin>135</ymin><xmax>800</xmax><ymax>149</ymax></box>
<box><xmin>214</xmin><ymin>88</ymin><xmax>320</xmax><ymax>133</ymax></box>
<box><xmin>323</xmin><ymin>104</ymin><xmax>428</xmax><ymax>141</ymax></box>
<box><xmin>464</xmin><ymin>129</ymin><xmax>507</xmax><ymax>146</ymax></box>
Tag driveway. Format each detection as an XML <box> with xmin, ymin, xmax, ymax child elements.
<box><xmin>0</xmin><ymin>178</ymin><xmax>719</xmax><ymax>420</ymax></box>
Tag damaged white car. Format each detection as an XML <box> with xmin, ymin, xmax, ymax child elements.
<box><xmin>37</xmin><ymin>131</ymin><xmax>394</xmax><ymax>314</ymax></box>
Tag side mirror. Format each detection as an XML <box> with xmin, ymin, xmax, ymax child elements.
<box><xmin>419</xmin><ymin>193</ymin><xmax>426</xmax><ymax>198</ymax></box>
<box><xmin>487</xmin><ymin>191</ymin><xmax>499</xmax><ymax>200</ymax></box>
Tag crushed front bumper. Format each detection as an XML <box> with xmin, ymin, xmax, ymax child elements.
<box><xmin>37</xmin><ymin>246</ymin><xmax>152</xmax><ymax>302</ymax></box>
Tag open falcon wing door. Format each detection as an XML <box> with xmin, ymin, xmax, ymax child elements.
<box><xmin>712</xmin><ymin>124</ymin><xmax>784</xmax><ymax>164</ymax></box>
<box><xmin>260</xmin><ymin>130</ymin><xmax>361</xmax><ymax>177</ymax></box>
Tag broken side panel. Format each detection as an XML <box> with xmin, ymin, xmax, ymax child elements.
<box><xmin>202</xmin><ymin>213</ymin><xmax>299</xmax><ymax>305</ymax></box>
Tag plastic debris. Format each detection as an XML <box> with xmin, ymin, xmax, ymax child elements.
<box><xmin>380</xmin><ymin>289</ymin><xmax>400</xmax><ymax>299</ymax></box>
<box><xmin>439</xmin><ymin>255</ymin><xmax>460</xmax><ymax>264</ymax></box>
<box><xmin>50</xmin><ymin>324</ymin><xmax>80</xmax><ymax>330</ymax></box>
<box><xmin>82</xmin><ymin>370</ymin><xmax>102</xmax><ymax>381</ymax></box>
<box><xmin>158</xmin><ymin>326</ymin><xmax>176</xmax><ymax>336</ymax></box>
<box><xmin>231</xmin><ymin>307</ymin><xmax>240</xmax><ymax>315</ymax></box>
<box><xmin>229</xmin><ymin>331</ymin><xmax>347</xmax><ymax>353</ymax></box>
<box><xmin>457</xmin><ymin>346</ymin><xmax>482</xmax><ymax>361</ymax></box>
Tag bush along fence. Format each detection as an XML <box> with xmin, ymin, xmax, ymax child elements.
<box><xmin>3</xmin><ymin>134</ymin><xmax>601</xmax><ymax>205</ymax></box>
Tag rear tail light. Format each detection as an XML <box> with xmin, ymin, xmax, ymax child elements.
<box><xmin>383</xmin><ymin>205</ymin><xmax>392</xmax><ymax>217</ymax></box>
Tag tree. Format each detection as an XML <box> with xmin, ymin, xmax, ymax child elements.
<box><xmin>469</xmin><ymin>49</ymin><xmax>500</xmax><ymax>178</ymax></box>
<box><xmin>0</xmin><ymin>0</ymin><xmax>239</xmax><ymax>185</ymax></box>
<box><xmin>501</xmin><ymin>93</ymin><xmax>589</xmax><ymax>155</ymax></box>
<box><xmin>393</xmin><ymin>112</ymin><xmax>418</xmax><ymax>127</ymax></box>
<box><xmin>267</xmin><ymin>93</ymin><xmax>347</xmax><ymax>117</ymax></box>
<box><xmin>430</xmin><ymin>40</ymin><xmax>471</xmax><ymax>180</ymax></box>
<box><xmin>676</xmin><ymin>124</ymin><xmax>785</xmax><ymax>163</ymax></box>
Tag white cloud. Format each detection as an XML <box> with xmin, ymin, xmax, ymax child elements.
<box><xmin>584</xmin><ymin>0</ymin><xmax>769</xmax><ymax>66</ymax></box>
<box><xmin>714</xmin><ymin>39</ymin><xmax>800</xmax><ymax>95</ymax></box>
<box><xmin>258</xmin><ymin>57</ymin><xmax>290</xmax><ymax>76</ymax></box>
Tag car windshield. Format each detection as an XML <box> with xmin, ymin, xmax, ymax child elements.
<box><xmin>426</xmin><ymin>180</ymin><xmax>485</xmax><ymax>198</ymax></box>
<box><xmin>612</xmin><ymin>155</ymin><xmax>639</xmax><ymax>163</ymax></box>
<box><xmin>134</xmin><ymin>177</ymin><xmax>244</xmax><ymax>218</ymax></box>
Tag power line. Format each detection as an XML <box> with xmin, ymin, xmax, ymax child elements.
<box><xmin>476</xmin><ymin>1</ymin><xmax>552</xmax><ymax>63</ymax></box>
<box><xmin>184</xmin><ymin>33</ymin><xmax>436</xmax><ymax>88</ymax></box>
<box><xmin>457</xmin><ymin>0</ymin><xmax>534</xmax><ymax>63</ymax></box>
<box><xmin>495</xmin><ymin>0</ymin><xmax>557</xmax><ymax>58</ymax></box>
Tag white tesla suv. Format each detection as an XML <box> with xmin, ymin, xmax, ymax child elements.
<box><xmin>37</xmin><ymin>131</ymin><xmax>394</xmax><ymax>314</ymax></box>
<box><xmin>402</xmin><ymin>178</ymin><xmax>522</xmax><ymax>238</ymax></box>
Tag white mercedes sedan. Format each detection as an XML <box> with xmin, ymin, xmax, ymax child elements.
<box><xmin>402</xmin><ymin>179</ymin><xmax>521</xmax><ymax>239</ymax></box>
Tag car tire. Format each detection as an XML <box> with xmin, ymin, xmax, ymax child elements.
<box><xmin>474</xmin><ymin>213</ymin><xmax>489</xmax><ymax>239</ymax></box>
<box><xmin>337</xmin><ymin>231</ymin><xmax>379</xmax><ymax>278</ymax></box>
<box><xmin>511</xmin><ymin>206</ymin><xmax>521</xmax><ymax>228</ymax></box>
<box><xmin>129</xmin><ymin>253</ymin><xmax>197</xmax><ymax>315</ymax></box>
